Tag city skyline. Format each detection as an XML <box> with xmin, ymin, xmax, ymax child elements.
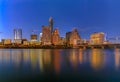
<box><xmin>1</xmin><ymin>0</ymin><xmax>120</xmax><ymax>40</ymax></box>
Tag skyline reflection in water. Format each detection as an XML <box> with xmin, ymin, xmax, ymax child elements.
<box><xmin>0</xmin><ymin>49</ymin><xmax>119</xmax><ymax>71</ymax></box>
<box><xmin>0</xmin><ymin>49</ymin><xmax>120</xmax><ymax>81</ymax></box>
<box><xmin>114</xmin><ymin>48</ymin><xmax>120</xmax><ymax>70</ymax></box>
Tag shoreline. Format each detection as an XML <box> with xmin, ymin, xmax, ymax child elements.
<box><xmin>0</xmin><ymin>45</ymin><xmax>119</xmax><ymax>49</ymax></box>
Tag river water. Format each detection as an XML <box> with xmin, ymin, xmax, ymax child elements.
<box><xmin>0</xmin><ymin>49</ymin><xmax>120</xmax><ymax>82</ymax></box>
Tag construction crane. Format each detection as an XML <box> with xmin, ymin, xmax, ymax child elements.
<box><xmin>107</xmin><ymin>36</ymin><xmax>120</xmax><ymax>44</ymax></box>
<box><xmin>31</xmin><ymin>30</ymin><xmax>40</xmax><ymax>35</ymax></box>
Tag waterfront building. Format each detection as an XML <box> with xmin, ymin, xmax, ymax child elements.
<box><xmin>30</xmin><ymin>34</ymin><xmax>38</xmax><ymax>41</ymax></box>
<box><xmin>66</xmin><ymin>32</ymin><xmax>72</xmax><ymax>45</ymax></box>
<box><xmin>39</xmin><ymin>33</ymin><xmax>42</xmax><ymax>42</ymax></box>
<box><xmin>90</xmin><ymin>32</ymin><xmax>105</xmax><ymax>45</ymax></box>
<box><xmin>52</xmin><ymin>28</ymin><xmax>60</xmax><ymax>45</ymax></box>
<box><xmin>14</xmin><ymin>29</ymin><xmax>22</xmax><ymax>40</ymax></box>
<box><xmin>4</xmin><ymin>39</ymin><xmax>12</xmax><ymax>45</ymax></box>
<box><xmin>69</xmin><ymin>29</ymin><xmax>81</xmax><ymax>45</ymax></box>
<box><xmin>59</xmin><ymin>37</ymin><xmax>66</xmax><ymax>45</ymax></box>
<box><xmin>14</xmin><ymin>29</ymin><xmax>22</xmax><ymax>44</ymax></box>
<box><xmin>23</xmin><ymin>41</ymin><xmax>29</xmax><ymax>46</ymax></box>
<box><xmin>41</xmin><ymin>26</ymin><xmax>52</xmax><ymax>45</ymax></box>
<box><xmin>66</xmin><ymin>29</ymin><xmax>81</xmax><ymax>46</ymax></box>
<box><xmin>1</xmin><ymin>39</ymin><xmax>12</xmax><ymax>45</ymax></box>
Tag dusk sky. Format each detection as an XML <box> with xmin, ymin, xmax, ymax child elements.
<box><xmin>0</xmin><ymin>0</ymin><xmax>120</xmax><ymax>40</ymax></box>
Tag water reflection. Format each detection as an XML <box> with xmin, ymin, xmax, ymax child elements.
<box><xmin>90</xmin><ymin>49</ymin><xmax>104</xmax><ymax>70</ymax></box>
<box><xmin>114</xmin><ymin>49</ymin><xmax>120</xmax><ymax>70</ymax></box>
<box><xmin>69</xmin><ymin>49</ymin><xmax>78</xmax><ymax>68</ymax></box>
<box><xmin>0</xmin><ymin>49</ymin><xmax>11</xmax><ymax>63</ymax></box>
<box><xmin>0</xmin><ymin>49</ymin><xmax>120</xmax><ymax>73</ymax></box>
<box><xmin>78</xmin><ymin>49</ymin><xmax>83</xmax><ymax>64</ymax></box>
<box><xmin>53</xmin><ymin>49</ymin><xmax>61</xmax><ymax>73</ymax></box>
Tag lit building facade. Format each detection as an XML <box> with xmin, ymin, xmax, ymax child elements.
<box><xmin>14</xmin><ymin>29</ymin><xmax>22</xmax><ymax>44</ymax></box>
<box><xmin>52</xmin><ymin>28</ymin><xmax>60</xmax><ymax>45</ymax></box>
<box><xmin>39</xmin><ymin>33</ymin><xmax>42</xmax><ymax>42</ymax></box>
<box><xmin>30</xmin><ymin>34</ymin><xmax>37</xmax><ymax>41</ymax></box>
<box><xmin>66</xmin><ymin>29</ymin><xmax>81</xmax><ymax>45</ymax></box>
<box><xmin>14</xmin><ymin>29</ymin><xmax>22</xmax><ymax>40</ymax></box>
<box><xmin>41</xmin><ymin>26</ymin><xmax>52</xmax><ymax>45</ymax></box>
<box><xmin>1</xmin><ymin>39</ymin><xmax>12</xmax><ymax>45</ymax></box>
<box><xmin>90</xmin><ymin>32</ymin><xmax>105</xmax><ymax>45</ymax></box>
<box><xmin>66</xmin><ymin>32</ymin><xmax>72</xmax><ymax>45</ymax></box>
<box><xmin>59</xmin><ymin>37</ymin><xmax>66</xmax><ymax>45</ymax></box>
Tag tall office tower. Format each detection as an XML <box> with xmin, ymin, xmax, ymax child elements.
<box><xmin>52</xmin><ymin>28</ymin><xmax>60</xmax><ymax>45</ymax></box>
<box><xmin>41</xmin><ymin>26</ymin><xmax>51</xmax><ymax>45</ymax></box>
<box><xmin>49</xmin><ymin>16</ymin><xmax>53</xmax><ymax>33</ymax></box>
<box><xmin>14</xmin><ymin>29</ymin><xmax>22</xmax><ymax>40</ymax></box>
<box><xmin>14</xmin><ymin>29</ymin><xmax>22</xmax><ymax>44</ymax></box>
<box><xmin>66</xmin><ymin>32</ymin><xmax>72</xmax><ymax>45</ymax></box>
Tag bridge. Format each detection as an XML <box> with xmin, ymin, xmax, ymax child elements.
<box><xmin>77</xmin><ymin>44</ymin><xmax>120</xmax><ymax>49</ymax></box>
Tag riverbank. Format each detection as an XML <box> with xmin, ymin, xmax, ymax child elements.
<box><xmin>0</xmin><ymin>44</ymin><xmax>120</xmax><ymax>49</ymax></box>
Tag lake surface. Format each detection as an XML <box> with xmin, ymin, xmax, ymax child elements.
<box><xmin>0</xmin><ymin>49</ymin><xmax>120</xmax><ymax>82</ymax></box>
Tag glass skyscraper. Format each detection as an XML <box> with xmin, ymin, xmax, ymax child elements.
<box><xmin>14</xmin><ymin>29</ymin><xmax>22</xmax><ymax>40</ymax></box>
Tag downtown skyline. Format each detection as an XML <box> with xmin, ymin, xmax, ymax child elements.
<box><xmin>1</xmin><ymin>0</ymin><xmax>120</xmax><ymax>40</ymax></box>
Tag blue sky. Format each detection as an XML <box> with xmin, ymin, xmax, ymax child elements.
<box><xmin>0</xmin><ymin>0</ymin><xmax>120</xmax><ymax>40</ymax></box>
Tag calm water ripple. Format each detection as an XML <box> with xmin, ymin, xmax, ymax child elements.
<box><xmin>0</xmin><ymin>49</ymin><xmax>120</xmax><ymax>82</ymax></box>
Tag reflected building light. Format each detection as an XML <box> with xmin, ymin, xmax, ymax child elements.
<box><xmin>39</xmin><ymin>54</ymin><xmax>44</xmax><ymax>72</ymax></box>
<box><xmin>11</xmin><ymin>50</ymin><xmax>22</xmax><ymax>67</ymax></box>
<box><xmin>30</xmin><ymin>49</ymin><xmax>38</xmax><ymax>69</ymax></box>
<box><xmin>53</xmin><ymin>50</ymin><xmax>61</xmax><ymax>74</ymax></box>
<box><xmin>2</xmin><ymin>50</ymin><xmax>11</xmax><ymax>63</ymax></box>
<box><xmin>114</xmin><ymin>49</ymin><xmax>120</xmax><ymax>70</ymax></box>
<box><xmin>0</xmin><ymin>50</ymin><xmax>11</xmax><ymax>63</ymax></box>
<box><xmin>23</xmin><ymin>49</ymin><xmax>30</xmax><ymax>63</ymax></box>
<box><xmin>0</xmin><ymin>50</ymin><xmax>3</xmax><ymax>63</ymax></box>
<box><xmin>79</xmin><ymin>49</ymin><xmax>83</xmax><ymax>64</ymax></box>
<box><xmin>43</xmin><ymin>50</ymin><xmax>52</xmax><ymax>65</ymax></box>
<box><xmin>38</xmin><ymin>49</ymin><xmax>52</xmax><ymax>72</ymax></box>
<box><xmin>83</xmin><ymin>52</ymin><xmax>88</xmax><ymax>63</ymax></box>
<box><xmin>69</xmin><ymin>49</ymin><xmax>78</xmax><ymax>68</ymax></box>
<box><xmin>90</xmin><ymin>49</ymin><xmax>104</xmax><ymax>70</ymax></box>
<box><xmin>38</xmin><ymin>49</ymin><xmax>44</xmax><ymax>72</ymax></box>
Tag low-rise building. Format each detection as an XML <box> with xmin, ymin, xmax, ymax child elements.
<box><xmin>4</xmin><ymin>39</ymin><xmax>12</xmax><ymax>45</ymax></box>
<box><xmin>90</xmin><ymin>32</ymin><xmax>105</xmax><ymax>45</ymax></box>
<box><xmin>23</xmin><ymin>41</ymin><xmax>29</xmax><ymax>46</ymax></box>
<box><xmin>30</xmin><ymin>34</ymin><xmax>38</xmax><ymax>41</ymax></box>
<box><xmin>59</xmin><ymin>37</ymin><xmax>66</xmax><ymax>45</ymax></box>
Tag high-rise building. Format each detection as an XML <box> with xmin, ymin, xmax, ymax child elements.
<box><xmin>90</xmin><ymin>32</ymin><xmax>105</xmax><ymax>45</ymax></box>
<box><xmin>52</xmin><ymin>28</ymin><xmax>60</xmax><ymax>45</ymax></box>
<box><xmin>39</xmin><ymin>33</ymin><xmax>42</xmax><ymax>42</ymax></box>
<box><xmin>66</xmin><ymin>32</ymin><xmax>72</xmax><ymax>45</ymax></box>
<box><xmin>49</xmin><ymin>17</ymin><xmax>53</xmax><ymax>33</ymax></box>
<box><xmin>41</xmin><ymin>26</ymin><xmax>51</xmax><ymax>45</ymax></box>
<box><xmin>66</xmin><ymin>29</ymin><xmax>81</xmax><ymax>45</ymax></box>
<box><xmin>14</xmin><ymin>29</ymin><xmax>22</xmax><ymax>40</ymax></box>
<box><xmin>14</xmin><ymin>29</ymin><xmax>22</xmax><ymax>44</ymax></box>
